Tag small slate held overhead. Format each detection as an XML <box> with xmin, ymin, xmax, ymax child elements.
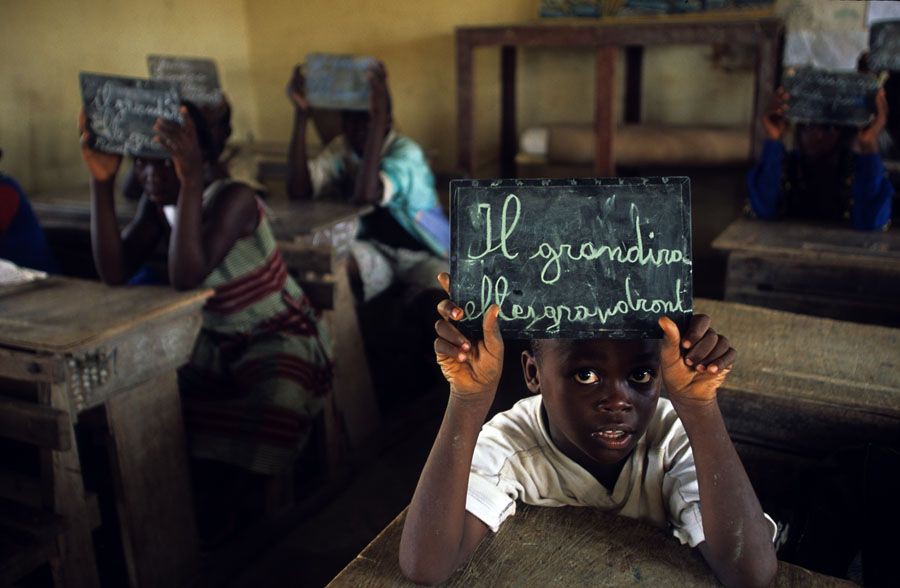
<box><xmin>783</xmin><ymin>67</ymin><xmax>881</xmax><ymax>127</ymax></box>
<box><xmin>450</xmin><ymin>177</ymin><xmax>693</xmax><ymax>340</ymax></box>
<box><xmin>304</xmin><ymin>53</ymin><xmax>376</xmax><ymax>111</ymax></box>
<box><xmin>79</xmin><ymin>72</ymin><xmax>182</xmax><ymax>159</ymax></box>
<box><xmin>148</xmin><ymin>55</ymin><xmax>222</xmax><ymax>105</ymax></box>
<box><xmin>868</xmin><ymin>20</ymin><xmax>900</xmax><ymax>73</ymax></box>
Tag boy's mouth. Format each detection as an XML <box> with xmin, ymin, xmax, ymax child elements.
<box><xmin>590</xmin><ymin>429</ymin><xmax>634</xmax><ymax>450</ymax></box>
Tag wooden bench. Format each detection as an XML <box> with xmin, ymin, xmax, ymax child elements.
<box><xmin>712</xmin><ymin>218</ymin><xmax>900</xmax><ymax>328</ymax></box>
<box><xmin>328</xmin><ymin>505</ymin><xmax>851</xmax><ymax>587</ymax></box>
<box><xmin>0</xmin><ymin>277</ymin><xmax>209</xmax><ymax>586</ymax></box>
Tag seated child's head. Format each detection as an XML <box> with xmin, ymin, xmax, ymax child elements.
<box><xmin>522</xmin><ymin>338</ymin><xmax>661</xmax><ymax>466</ymax></box>
<box><xmin>795</xmin><ymin>123</ymin><xmax>855</xmax><ymax>160</ymax></box>
<box><xmin>340</xmin><ymin>94</ymin><xmax>392</xmax><ymax>157</ymax></box>
<box><xmin>135</xmin><ymin>101</ymin><xmax>217</xmax><ymax>206</ymax></box>
<box><xmin>200</xmin><ymin>97</ymin><xmax>233</xmax><ymax>161</ymax></box>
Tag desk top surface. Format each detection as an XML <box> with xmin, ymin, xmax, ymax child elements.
<box><xmin>711</xmin><ymin>218</ymin><xmax>900</xmax><ymax>270</ymax></box>
<box><xmin>0</xmin><ymin>277</ymin><xmax>210</xmax><ymax>354</ymax></box>
<box><xmin>328</xmin><ymin>505</ymin><xmax>850</xmax><ymax>587</ymax></box>
<box><xmin>695</xmin><ymin>298</ymin><xmax>900</xmax><ymax>417</ymax></box>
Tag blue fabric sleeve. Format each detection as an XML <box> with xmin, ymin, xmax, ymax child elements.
<box><xmin>746</xmin><ymin>140</ymin><xmax>785</xmax><ymax>220</ymax></box>
<box><xmin>850</xmin><ymin>154</ymin><xmax>894</xmax><ymax>231</ymax></box>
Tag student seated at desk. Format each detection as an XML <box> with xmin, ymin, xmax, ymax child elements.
<box><xmin>399</xmin><ymin>274</ymin><xmax>777</xmax><ymax>587</ymax></box>
<box><xmin>284</xmin><ymin>62</ymin><xmax>449</xmax><ymax>305</ymax></box>
<box><xmin>747</xmin><ymin>87</ymin><xmax>893</xmax><ymax>231</ymax></box>
<box><xmin>79</xmin><ymin>102</ymin><xmax>332</xmax><ymax>540</ymax></box>
<box><xmin>0</xmin><ymin>148</ymin><xmax>59</xmax><ymax>273</ymax></box>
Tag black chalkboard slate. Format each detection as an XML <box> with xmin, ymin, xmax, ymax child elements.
<box><xmin>148</xmin><ymin>55</ymin><xmax>222</xmax><ymax>105</ymax></box>
<box><xmin>783</xmin><ymin>68</ymin><xmax>880</xmax><ymax>127</ymax></box>
<box><xmin>450</xmin><ymin>178</ymin><xmax>693</xmax><ymax>340</ymax></box>
<box><xmin>869</xmin><ymin>21</ymin><xmax>900</xmax><ymax>72</ymax></box>
<box><xmin>304</xmin><ymin>53</ymin><xmax>375</xmax><ymax>111</ymax></box>
<box><xmin>79</xmin><ymin>73</ymin><xmax>182</xmax><ymax>159</ymax></box>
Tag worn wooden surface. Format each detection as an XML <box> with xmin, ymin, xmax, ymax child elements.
<box><xmin>328</xmin><ymin>506</ymin><xmax>851</xmax><ymax>587</ymax></box>
<box><xmin>455</xmin><ymin>18</ymin><xmax>781</xmax><ymax>177</ymax></box>
<box><xmin>712</xmin><ymin>218</ymin><xmax>900</xmax><ymax>327</ymax></box>
<box><xmin>0</xmin><ymin>277</ymin><xmax>209</xmax><ymax>354</ymax></box>
<box><xmin>0</xmin><ymin>397</ymin><xmax>70</xmax><ymax>451</ymax></box>
<box><xmin>266</xmin><ymin>200</ymin><xmax>373</xmax><ymax>241</ymax></box>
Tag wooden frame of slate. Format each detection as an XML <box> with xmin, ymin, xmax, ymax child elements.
<box><xmin>450</xmin><ymin>177</ymin><xmax>693</xmax><ymax>340</ymax></box>
<box><xmin>148</xmin><ymin>55</ymin><xmax>222</xmax><ymax>106</ymax></box>
<box><xmin>79</xmin><ymin>72</ymin><xmax>181</xmax><ymax>159</ymax></box>
<box><xmin>783</xmin><ymin>68</ymin><xmax>880</xmax><ymax>127</ymax></box>
<box><xmin>869</xmin><ymin>20</ymin><xmax>900</xmax><ymax>72</ymax></box>
<box><xmin>304</xmin><ymin>53</ymin><xmax>375</xmax><ymax>111</ymax></box>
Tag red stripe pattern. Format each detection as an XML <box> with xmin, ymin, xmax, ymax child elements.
<box><xmin>205</xmin><ymin>248</ymin><xmax>289</xmax><ymax>315</ymax></box>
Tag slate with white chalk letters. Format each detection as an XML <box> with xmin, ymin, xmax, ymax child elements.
<box><xmin>783</xmin><ymin>68</ymin><xmax>880</xmax><ymax>127</ymax></box>
<box><xmin>450</xmin><ymin>178</ymin><xmax>693</xmax><ymax>340</ymax></box>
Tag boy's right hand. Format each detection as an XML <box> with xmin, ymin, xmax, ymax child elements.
<box><xmin>434</xmin><ymin>272</ymin><xmax>504</xmax><ymax>402</ymax></box>
<box><xmin>78</xmin><ymin>109</ymin><xmax>121</xmax><ymax>183</ymax></box>
<box><xmin>762</xmin><ymin>87</ymin><xmax>789</xmax><ymax>141</ymax></box>
<box><xmin>286</xmin><ymin>65</ymin><xmax>309</xmax><ymax>114</ymax></box>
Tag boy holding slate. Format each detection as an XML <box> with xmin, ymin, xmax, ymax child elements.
<box><xmin>400</xmin><ymin>179</ymin><xmax>777</xmax><ymax>586</ymax></box>
<box><xmin>747</xmin><ymin>84</ymin><xmax>893</xmax><ymax>230</ymax></box>
<box><xmin>285</xmin><ymin>59</ymin><xmax>449</xmax><ymax>304</ymax></box>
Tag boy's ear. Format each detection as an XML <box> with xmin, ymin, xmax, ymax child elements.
<box><xmin>521</xmin><ymin>350</ymin><xmax>540</xmax><ymax>394</ymax></box>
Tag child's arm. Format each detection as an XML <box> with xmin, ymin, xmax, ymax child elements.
<box><xmin>399</xmin><ymin>273</ymin><xmax>502</xmax><ymax>585</ymax></box>
<box><xmin>153</xmin><ymin>108</ymin><xmax>257</xmax><ymax>290</ymax></box>
<box><xmin>286</xmin><ymin>66</ymin><xmax>314</xmax><ymax>202</ymax></box>
<box><xmin>351</xmin><ymin>62</ymin><xmax>390</xmax><ymax>205</ymax></box>
<box><xmin>80</xmin><ymin>112</ymin><xmax>163</xmax><ymax>285</ymax></box>
<box><xmin>851</xmin><ymin>89</ymin><xmax>894</xmax><ymax>230</ymax></box>
<box><xmin>658</xmin><ymin>315</ymin><xmax>777</xmax><ymax>588</ymax></box>
<box><xmin>747</xmin><ymin>88</ymin><xmax>789</xmax><ymax>220</ymax></box>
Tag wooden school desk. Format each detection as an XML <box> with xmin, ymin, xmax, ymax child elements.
<box><xmin>693</xmin><ymin>298</ymin><xmax>900</xmax><ymax>502</ymax></box>
<box><xmin>712</xmin><ymin>218</ymin><xmax>900</xmax><ymax>328</ymax></box>
<box><xmin>456</xmin><ymin>16</ymin><xmax>783</xmax><ymax>177</ymax></box>
<box><xmin>0</xmin><ymin>277</ymin><xmax>209</xmax><ymax>586</ymax></box>
<box><xmin>327</xmin><ymin>505</ymin><xmax>851</xmax><ymax>587</ymax></box>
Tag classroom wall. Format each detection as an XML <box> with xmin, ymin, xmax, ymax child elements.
<box><xmin>244</xmin><ymin>0</ymin><xmax>757</xmax><ymax>175</ymax></box>
<box><xmin>0</xmin><ymin>0</ymin><xmax>259</xmax><ymax>193</ymax></box>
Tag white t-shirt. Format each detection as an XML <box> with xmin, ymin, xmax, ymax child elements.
<box><xmin>466</xmin><ymin>395</ymin><xmax>775</xmax><ymax>547</ymax></box>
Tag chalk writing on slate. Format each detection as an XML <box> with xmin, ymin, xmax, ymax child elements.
<box><xmin>148</xmin><ymin>55</ymin><xmax>222</xmax><ymax>105</ymax></box>
<box><xmin>450</xmin><ymin>178</ymin><xmax>693</xmax><ymax>340</ymax></box>
<box><xmin>869</xmin><ymin>21</ymin><xmax>900</xmax><ymax>72</ymax></box>
<box><xmin>80</xmin><ymin>73</ymin><xmax>181</xmax><ymax>159</ymax></box>
<box><xmin>783</xmin><ymin>68</ymin><xmax>880</xmax><ymax>127</ymax></box>
<box><xmin>304</xmin><ymin>53</ymin><xmax>375</xmax><ymax>111</ymax></box>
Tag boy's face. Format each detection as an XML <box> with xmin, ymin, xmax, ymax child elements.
<box><xmin>134</xmin><ymin>157</ymin><xmax>179</xmax><ymax>206</ymax></box>
<box><xmin>796</xmin><ymin>123</ymin><xmax>842</xmax><ymax>159</ymax></box>
<box><xmin>523</xmin><ymin>339</ymin><xmax>661</xmax><ymax>468</ymax></box>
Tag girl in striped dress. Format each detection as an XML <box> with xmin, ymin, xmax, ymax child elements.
<box><xmin>80</xmin><ymin>102</ymin><xmax>331</xmax><ymax>536</ymax></box>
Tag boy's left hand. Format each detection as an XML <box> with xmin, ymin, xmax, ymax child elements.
<box><xmin>153</xmin><ymin>106</ymin><xmax>204</xmax><ymax>188</ymax></box>
<box><xmin>368</xmin><ymin>61</ymin><xmax>390</xmax><ymax>124</ymax></box>
<box><xmin>658</xmin><ymin>315</ymin><xmax>736</xmax><ymax>405</ymax></box>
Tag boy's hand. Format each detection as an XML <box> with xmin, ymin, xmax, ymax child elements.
<box><xmin>153</xmin><ymin>107</ymin><xmax>204</xmax><ymax>189</ymax></box>
<box><xmin>368</xmin><ymin>61</ymin><xmax>390</xmax><ymax>125</ymax></box>
<box><xmin>854</xmin><ymin>88</ymin><xmax>888</xmax><ymax>155</ymax></box>
<box><xmin>658</xmin><ymin>315</ymin><xmax>736</xmax><ymax>405</ymax></box>
<box><xmin>286</xmin><ymin>65</ymin><xmax>309</xmax><ymax>114</ymax></box>
<box><xmin>434</xmin><ymin>272</ymin><xmax>504</xmax><ymax>402</ymax></box>
<box><xmin>79</xmin><ymin>109</ymin><xmax>122</xmax><ymax>183</ymax></box>
<box><xmin>762</xmin><ymin>87</ymin><xmax>789</xmax><ymax>141</ymax></box>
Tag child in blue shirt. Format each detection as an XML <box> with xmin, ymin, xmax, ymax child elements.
<box><xmin>747</xmin><ymin>87</ymin><xmax>893</xmax><ymax>231</ymax></box>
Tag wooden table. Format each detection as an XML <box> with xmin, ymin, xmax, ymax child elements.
<box><xmin>328</xmin><ymin>505</ymin><xmax>850</xmax><ymax>587</ymax></box>
<box><xmin>712</xmin><ymin>218</ymin><xmax>900</xmax><ymax>327</ymax></box>
<box><xmin>694</xmin><ymin>298</ymin><xmax>900</xmax><ymax>503</ymax></box>
<box><xmin>0</xmin><ymin>277</ymin><xmax>210</xmax><ymax>586</ymax></box>
<box><xmin>456</xmin><ymin>17</ymin><xmax>783</xmax><ymax>177</ymax></box>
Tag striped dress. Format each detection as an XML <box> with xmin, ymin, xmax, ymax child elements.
<box><xmin>178</xmin><ymin>183</ymin><xmax>332</xmax><ymax>475</ymax></box>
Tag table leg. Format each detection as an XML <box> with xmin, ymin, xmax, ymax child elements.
<box><xmin>456</xmin><ymin>31</ymin><xmax>476</xmax><ymax>177</ymax></box>
<box><xmin>44</xmin><ymin>382</ymin><xmax>100</xmax><ymax>588</ymax></box>
<box><xmin>104</xmin><ymin>371</ymin><xmax>198</xmax><ymax>587</ymax></box>
<box><xmin>500</xmin><ymin>46</ymin><xmax>517</xmax><ymax>178</ymax></box>
<box><xmin>594</xmin><ymin>46</ymin><xmax>617</xmax><ymax>177</ymax></box>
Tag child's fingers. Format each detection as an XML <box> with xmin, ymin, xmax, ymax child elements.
<box><xmin>707</xmin><ymin>348</ymin><xmax>737</xmax><ymax>374</ymax></box>
<box><xmin>685</xmin><ymin>329</ymin><xmax>718</xmax><ymax>366</ymax></box>
<box><xmin>681</xmin><ymin>314</ymin><xmax>711</xmax><ymax>349</ymax></box>
<box><xmin>434</xmin><ymin>319</ymin><xmax>470</xmax><ymax>351</ymax></box>
<box><xmin>434</xmin><ymin>338</ymin><xmax>466</xmax><ymax>363</ymax></box>
<box><xmin>436</xmin><ymin>272</ymin><xmax>451</xmax><ymax>296</ymax></box>
<box><xmin>697</xmin><ymin>336</ymin><xmax>731</xmax><ymax>372</ymax></box>
<box><xmin>657</xmin><ymin>316</ymin><xmax>682</xmax><ymax>366</ymax></box>
<box><xmin>437</xmin><ymin>299</ymin><xmax>463</xmax><ymax>321</ymax></box>
<box><xmin>482</xmin><ymin>304</ymin><xmax>504</xmax><ymax>356</ymax></box>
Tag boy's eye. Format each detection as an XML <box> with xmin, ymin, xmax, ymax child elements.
<box><xmin>574</xmin><ymin>369</ymin><xmax>600</xmax><ymax>385</ymax></box>
<box><xmin>629</xmin><ymin>369</ymin><xmax>656</xmax><ymax>385</ymax></box>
